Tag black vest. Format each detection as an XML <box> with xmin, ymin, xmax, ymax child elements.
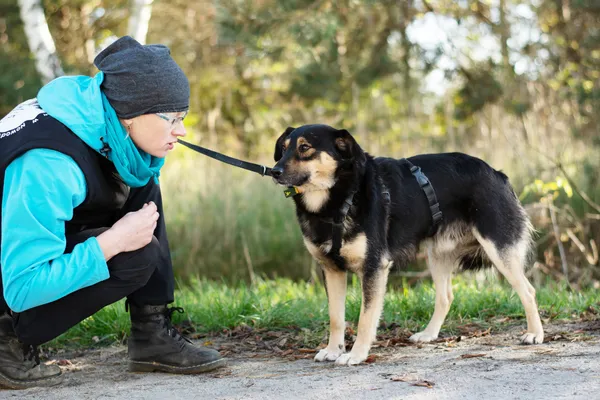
<box><xmin>0</xmin><ymin>99</ymin><xmax>130</xmax><ymax>243</ymax></box>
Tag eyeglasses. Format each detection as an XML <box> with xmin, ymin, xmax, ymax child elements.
<box><xmin>156</xmin><ymin>111</ymin><xmax>188</xmax><ymax>127</ymax></box>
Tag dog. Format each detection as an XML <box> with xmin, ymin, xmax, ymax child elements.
<box><xmin>271</xmin><ymin>124</ymin><xmax>544</xmax><ymax>366</ymax></box>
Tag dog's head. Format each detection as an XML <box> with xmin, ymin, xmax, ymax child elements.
<box><xmin>271</xmin><ymin>124</ymin><xmax>366</xmax><ymax>190</ymax></box>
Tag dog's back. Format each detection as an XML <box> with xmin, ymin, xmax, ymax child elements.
<box><xmin>374</xmin><ymin>152</ymin><xmax>532</xmax><ymax>271</ymax></box>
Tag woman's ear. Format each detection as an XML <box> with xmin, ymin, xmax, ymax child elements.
<box><xmin>274</xmin><ymin>127</ymin><xmax>295</xmax><ymax>162</ymax></box>
<box><xmin>120</xmin><ymin>118</ymin><xmax>134</xmax><ymax>130</ymax></box>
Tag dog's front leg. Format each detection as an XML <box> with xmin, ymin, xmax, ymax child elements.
<box><xmin>315</xmin><ymin>267</ymin><xmax>347</xmax><ymax>362</ymax></box>
<box><xmin>336</xmin><ymin>264</ymin><xmax>390</xmax><ymax>366</ymax></box>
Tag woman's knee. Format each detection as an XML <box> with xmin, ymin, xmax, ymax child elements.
<box><xmin>108</xmin><ymin>236</ymin><xmax>161</xmax><ymax>287</ymax></box>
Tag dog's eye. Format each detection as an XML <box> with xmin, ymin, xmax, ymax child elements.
<box><xmin>281</xmin><ymin>145</ymin><xmax>287</xmax><ymax>152</ymax></box>
<box><xmin>298</xmin><ymin>144</ymin><xmax>311</xmax><ymax>153</ymax></box>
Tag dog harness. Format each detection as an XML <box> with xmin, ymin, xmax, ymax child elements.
<box><xmin>288</xmin><ymin>159</ymin><xmax>443</xmax><ymax>255</ymax></box>
<box><xmin>401</xmin><ymin>158</ymin><xmax>443</xmax><ymax>235</ymax></box>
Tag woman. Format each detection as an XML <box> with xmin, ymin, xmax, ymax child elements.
<box><xmin>0</xmin><ymin>36</ymin><xmax>225</xmax><ymax>390</ymax></box>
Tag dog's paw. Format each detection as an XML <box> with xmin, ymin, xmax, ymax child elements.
<box><xmin>314</xmin><ymin>347</ymin><xmax>344</xmax><ymax>362</ymax></box>
<box><xmin>334</xmin><ymin>352</ymin><xmax>365</xmax><ymax>366</ymax></box>
<box><xmin>409</xmin><ymin>331</ymin><xmax>438</xmax><ymax>343</ymax></box>
<box><xmin>520</xmin><ymin>331</ymin><xmax>544</xmax><ymax>345</ymax></box>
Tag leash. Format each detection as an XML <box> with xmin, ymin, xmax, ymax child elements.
<box><xmin>177</xmin><ymin>138</ymin><xmax>273</xmax><ymax>177</ymax></box>
<box><xmin>177</xmin><ymin>138</ymin><xmax>304</xmax><ymax>198</ymax></box>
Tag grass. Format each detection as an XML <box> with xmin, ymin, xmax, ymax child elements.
<box><xmin>160</xmin><ymin>152</ymin><xmax>316</xmax><ymax>283</ymax></box>
<box><xmin>46</xmin><ymin>276</ymin><xmax>600</xmax><ymax>350</ymax></box>
<box><xmin>46</xmin><ymin>146</ymin><xmax>599</xmax><ymax>351</ymax></box>
<box><xmin>159</xmin><ymin>146</ymin><xmax>600</xmax><ymax>287</ymax></box>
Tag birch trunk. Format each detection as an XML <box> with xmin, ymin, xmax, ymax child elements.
<box><xmin>17</xmin><ymin>0</ymin><xmax>64</xmax><ymax>84</ymax></box>
<box><xmin>127</xmin><ymin>0</ymin><xmax>154</xmax><ymax>44</ymax></box>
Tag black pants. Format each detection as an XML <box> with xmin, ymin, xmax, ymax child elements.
<box><xmin>0</xmin><ymin>181</ymin><xmax>174</xmax><ymax>346</ymax></box>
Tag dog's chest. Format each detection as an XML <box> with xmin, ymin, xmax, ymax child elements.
<box><xmin>302</xmin><ymin>233</ymin><xmax>368</xmax><ymax>273</ymax></box>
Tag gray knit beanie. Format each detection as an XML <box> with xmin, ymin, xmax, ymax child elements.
<box><xmin>94</xmin><ymin>36</ymin><xmax>190</xmax><ymax>119</ymax></box>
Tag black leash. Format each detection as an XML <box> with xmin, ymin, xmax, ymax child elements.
<box><xmin>177</xmin><ymin>138</ymin><xmax>273</xmax><ymax>177</ymax></box>
<box><xmin>176</xmin><ymin>137</ymin><xmax>442</xmax><ymax>246</ymax></box>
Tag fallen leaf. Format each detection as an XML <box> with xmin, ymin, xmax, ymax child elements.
<box><xmin>390</xmin><ymin>373</ymin><xmax>419</xmax><ymax>382</ymax></box>
<box><xmin>461</xmin><ymin>353</ymin><xmax>486</xmax><ymax>359</ymax></box>
<box><xmin>412</xmin><ymin>380</ymin><xmax>435</xmax><ymax>389</ymax></box>
<box><xmin>298</xmin><ymin>348</ymin><xmax>317</xmax><ymax>353</ymax></box>
<box><xmin>365</xmin><ymin>354</ymin><xmax>377</xmax><ymax>364</ymax></box>
<box><xmin>47</xmin><ymin>359</ymin><xmax>72</xmax><ymax>366</ymax></box>
<box><xmin>535</xmin><ymin>349</ymin><xmax>557</xmax><ymax>355</ymax></box>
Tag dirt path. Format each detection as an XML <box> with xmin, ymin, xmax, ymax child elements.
<box><xmin>1</xmin><ymin>321</ymin><xmax>599</xmax><ymax>400</ymax></box>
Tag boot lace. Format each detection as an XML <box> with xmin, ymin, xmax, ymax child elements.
<box><xmin>22</xmin><ymin>343</ymin><xmax>41</xmax><ymax>365</ymax></box>
<box><xmin>165</xmin><ymin>307</ymin><xmax>192</xmax><ymax>344</ymax></box>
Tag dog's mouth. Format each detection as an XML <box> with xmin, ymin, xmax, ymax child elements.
<box><xmin>272</xmin><ymin>173</ymin><xmax>309</xmax><ymax>188</ymax></box>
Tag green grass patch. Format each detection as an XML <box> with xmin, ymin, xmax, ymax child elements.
<box><xmin>47</xmin><ymin>276</ymin><xmax>600</xmax><ymax>350</ymax></box>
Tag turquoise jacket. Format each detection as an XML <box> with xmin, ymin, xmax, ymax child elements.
<box><xmin>1</xmin><ymin>74</ymin><xmax>119</xmax><ymax>312</ymax></box>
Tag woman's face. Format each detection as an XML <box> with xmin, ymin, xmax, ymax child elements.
<box><xmin>121</xmin><ymin>111</ymin><xmax>187</xmax><ymax>158</ymax></box>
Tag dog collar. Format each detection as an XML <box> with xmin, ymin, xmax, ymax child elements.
<box><xmin>284</xmin><ymin>186</ymin><xmax>300</xmax><ymax>198</ymax></box>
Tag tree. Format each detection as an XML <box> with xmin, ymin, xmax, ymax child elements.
<box><xmin>17</xmin><ymin>0</ymin><xmax>63</xmax><ymax>83</ymax></box>
<box><xmin>128</xmin><ymin>0</ymin><xmax>154</xmax><ymax>44</ymax></box>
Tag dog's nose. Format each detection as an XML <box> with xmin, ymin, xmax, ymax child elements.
<box><xmin>271</xmin><ymin>166</ymin><xmax>283</xmax><ymax>178</ymax></box>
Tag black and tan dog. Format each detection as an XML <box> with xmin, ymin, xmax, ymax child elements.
<box><xmin>271</xmin><ymin>124</ymin><xmax>544</xmax><ymax>366</ymax></box>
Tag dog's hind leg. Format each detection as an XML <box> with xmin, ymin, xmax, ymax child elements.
<box><xmin>336</xmin><ymin>262</ymin><xmax>391</xmax><ymax>366</ymax></box>
<box><xmin>409</xmin><ymin>245</ymin><xmax>456</xmax><ymax>343</ymax></box>
<box><xmin>473</xmin><ymin>229</ymin><xmax>544</xmax><ymax>344</ymax></box>
<box><xmin>315</xmin><ymin>267</ymin><xmax>348</xmax><ymax>362</ymax></box>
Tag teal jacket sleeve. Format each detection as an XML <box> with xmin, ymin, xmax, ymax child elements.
<box><xmin>1</xmin><ymin>149</ymin><xmax>110</xmax><ymax>312</ymax></box>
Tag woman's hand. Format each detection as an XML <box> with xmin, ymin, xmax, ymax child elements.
<box><xmin>96</xmin><ymin>202</ymin><xmax>160</xmax><ymax>261</ymax></box>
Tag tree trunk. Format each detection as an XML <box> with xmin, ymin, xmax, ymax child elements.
<box><xmin>128</xmin><ymin>0</ymin><xmax>154</xmax><ymax>44</ymax></box>
<box><xmin>17</xmin><ymin>0</ymin><xmax>64</xmax><ymax>84</ymax></box>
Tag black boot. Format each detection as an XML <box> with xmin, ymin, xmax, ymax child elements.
<box><xmin>127</xmin><ymin>303</ymin><xmax>226</xmax><ymax>374</ymax></box>
<box><xmin>0</xmin><ymin>312</ymin><xmax>63</xmax><ymax>389</ymax></box>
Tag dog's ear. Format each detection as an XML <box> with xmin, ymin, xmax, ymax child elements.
<box><xmin>335</xmin><ymin>129</ymin><xmax>362</xmax><ymax>159</ymax></box>
<box><xmin>335</xmin><ymin>129</ymin><xmax>367</xmax><ymax>173</ymax></box>
<box><xmin>274</xmin><ymin>127</ymin><xmax>295</xmax><ymax>162</ymax></box>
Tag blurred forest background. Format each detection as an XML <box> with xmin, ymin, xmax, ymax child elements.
<box><xmin>1</xmin><ymin>0</ymin><xmax>599</xmax><ymax>289</ymax></box>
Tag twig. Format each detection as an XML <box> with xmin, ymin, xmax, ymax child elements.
<box><xmin>590</xmin><ymin>239</ymin><xmax>599</xmax><ymax>266</ymax></box>
<box><xmin>547</xmin><ymin>195</ymin><xmax>570</xmax><ymax>286</ymax></box>
<box><xmin>554</xmin><ymin>163</ymin><xmax>600</xmax><ymax>214</ymax></box>
<box><xmin>565</xmin><ymin>229</ymin><xmax>598</xmax><ymax>265</ymax></box>
<box><xmin>241</xmin><ymin>235</ymin><xmax>256</xmax><ymax>286</ymax></box>
<box><xmin>522</xmin><ymin>130</ymin><xmax>600</xmax><ymax>214</ymax></box>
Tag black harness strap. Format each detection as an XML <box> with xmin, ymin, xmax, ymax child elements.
<box><xmin>401</xmin><ymin>158</ymin><xmax>443</xmax><ymax>235</ymax></box>
<box><xmin>328</xmin><ymin>183</ymin><xmax>390</xmax><ymax>256</ymax></box>
<box><xmin>177</xmin><ymin>138</ymin><xmax>273</xmax><ymax>177</ymax></box>
<box><xmin>329</xmin><ymin>192</ymin><xmax>356</xmax><ymax>255</ymax></box>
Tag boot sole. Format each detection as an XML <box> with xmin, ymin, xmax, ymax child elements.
<box><xmin>0</xmin><ymin>371</ymin><xmax>64</xmax><ymax>390</ymax></box>
<box><xmin>128</xmin><ymin>358</ymin><xmax>227</xmax><ymax>374</ymax></box>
